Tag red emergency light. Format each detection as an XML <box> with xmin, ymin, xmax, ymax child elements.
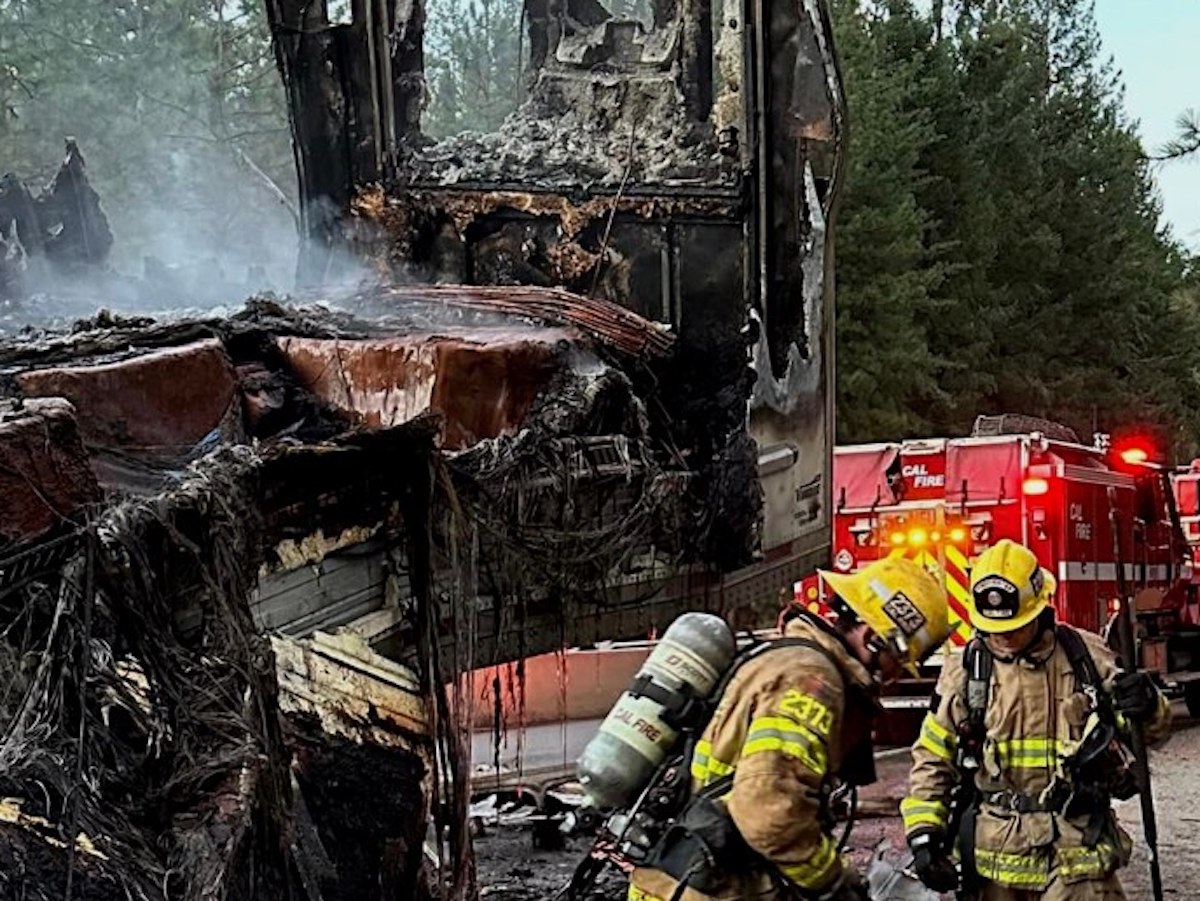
<box><xmin>1120</xmin><ymin>446</ymin><xmax>1149</xmax><ymax>465</ymax></box>
<box><xmin>1112</xmin><ymin>436</ymin><xmax>1158</xmax><ymax>468</ymax></box>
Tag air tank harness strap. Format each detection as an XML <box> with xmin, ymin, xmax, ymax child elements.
<box><xmin>954</xmin><ymin>634</ymin><xmax>994</xmax><ymax>896</ymax></box>
<box><xmin>1056</xmin><ymin>625</ymin><xmax>1101</xmax><ymax>690</ymax></box>
<box><xmin>628</xmin><ymin>675</ymin><xmax>711</xmax><ymax>732</ymax></box>
<box><xmin>1054</xmin><ymin>625</ymin><xmax>1115</xmax><ymax>849</ymax></box>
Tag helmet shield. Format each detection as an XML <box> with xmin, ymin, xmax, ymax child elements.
<box><xmin>973</xmin><ymin>575</ymin><xmax>1022</xmax><ymax>623</ymax></box>
<box><xmin>969</xmin><ymin>539</ymin><xmax>1054</xmax><ymax>634</ymax></box>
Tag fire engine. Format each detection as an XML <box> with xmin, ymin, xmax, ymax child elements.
<box><xmin>799</xmin><ymin>416</ymin><xmax>1200</xmax><ymax>716</ymax></box>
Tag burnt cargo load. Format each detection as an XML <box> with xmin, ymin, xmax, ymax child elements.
<box><xmin>0</xmin><ymin>292</ymin><xmax>684</xmax><ymax>900</ymax></box>
<box><xmin>0</xmin><ymin>280</ymin><xmax>792</xmax><ymax>899</ymax></box>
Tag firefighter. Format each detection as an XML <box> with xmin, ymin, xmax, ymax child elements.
<box><xmin>903</xmin><ymin>539</ymin><xmax>1172</xmax><ymax>900</ymax></box>
<box><xmin>628</xmin><ymin>557</ymin><xmax>951</xmax><ymax>901</ymax></box>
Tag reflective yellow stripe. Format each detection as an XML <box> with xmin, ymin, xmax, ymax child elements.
<box><xmin>778</xmin><ymin>834</ymin><xmax>839</xmax><ymax>889</ymax></box>
<box><xmin>690</xmin><ymin>739</ymin><xmax>735</xmax><ymax>785</ymax></box>
<box><xmin>743</xmin><ymin>716</ymin><xmax>828</xmax><ymax>775</ymax></box>
<box><xmin>917</xmin><ymin>713</ymin><xmax>956</xmax><ymax>761</ymax></box>
<box><xmin>900</xmin><ymin>796</ymin><xmax>949</xmax><ymax>832</ymax></box>
<box><xmin>994</xmin><ymin>737</ymin><xmax>1061</xmax><ymax>769</ymax></box>
<box><xmin>748</xmin><ymin>715</ymin><xmax>824</xmax><ymax>741</ymax></box>
<box><xmin>1055</xmin><ymin>844</ymin><xmax>1119</xmax><ymax>879</ymax></box>
<box><xmin>974</xmin><ymin>849</ymin><xmax>1050</xmax><ymax>888</ymax></box>
<box><xmin>628</xmin><ymin>884</ymin><xmax>660</xmax><ymax>901</ymax></box>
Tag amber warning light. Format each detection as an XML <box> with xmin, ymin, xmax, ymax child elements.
<box><xmin>1022</xmin><ymin>476</ymin><xmax>1050</xmax><ymax>496</ymax></box>
<box><xmin>889</xmin><ymin>526</ymin><xmax>968</xmax><ymax>547</ymax></box>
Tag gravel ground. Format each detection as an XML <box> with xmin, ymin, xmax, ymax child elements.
<box><xmin>1114</xmin><ymin>706</ymin><xmax>1198</xmax><ymax>899</ymax></box>
<box><xmin>476</xmin><ymin>705</ymin><xmax>1198</xmax><ymax>900</ymax></box>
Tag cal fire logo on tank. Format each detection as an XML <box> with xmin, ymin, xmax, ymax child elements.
<box><xmin>900</xmin><ymin>453</ymin><xmax>946</xmax><ymax>500</ymax></box>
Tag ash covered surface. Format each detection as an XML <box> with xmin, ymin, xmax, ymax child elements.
<box><xmin>0</xmin><ymin>274</ymin><xmax>283</xmax><ymax>340</ymax></box>
<box><xmin>472</xmin><ymin>752</ymin><xmax>920</xmax><ymax>901</ymax></box>
<box><xmin>0</xmin><ymin>282</ymin><xmax>672</xmax><ymax>359</ymax></box>
<box><xmin>402</xmin><ymin>76</ymin><xmax>729</xmax><ymax>188</ymax></box>
<box><xmin>475</xmin><ymin>829</ymin><xmax>627</xmax><ymax>901</ymax></box>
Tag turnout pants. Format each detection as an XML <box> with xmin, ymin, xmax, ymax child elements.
<box><xmin>974</xmin><ymin>874</ymin><xmax>1126</xmax><ymax>901</ymax></box>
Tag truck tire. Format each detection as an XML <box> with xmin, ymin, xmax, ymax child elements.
<box><xmin>1185</xmin><ymin>681</ymin><xmax>1200</xmax><ymax>719</ymax></box>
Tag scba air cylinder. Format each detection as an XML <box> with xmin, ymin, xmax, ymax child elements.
<box><xmin>578</xmin><ymin>612</ymin><xmax>736</xmax><ymax>811</ymax></box>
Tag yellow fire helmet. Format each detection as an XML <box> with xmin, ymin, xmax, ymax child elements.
<box><xmin>819</xmin><ymin>557</ymin><xmax>950</xmax><ymax>675</ymax></box>
<box><xmin>969</xmin><ymin>538</ymin><xmax>1056</xmax><ymax>633</ymax></box>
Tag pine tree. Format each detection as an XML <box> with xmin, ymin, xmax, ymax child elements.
<box><xmin>832</xmin><ymin>0</ymin><xmax>943</xmax><ymax>442</ymax></box>
<box><xmin>834</xmin><ymin>0</ymin><xmax>1199</xmax><ymax>450</ymax></box>
<box><xmin>1158</xmin><ymin>110</ymin><xmax>1200</xmax><ymax>160</ymax></box>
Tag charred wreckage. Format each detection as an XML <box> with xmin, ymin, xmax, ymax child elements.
<box><xmin>0</xmin><ymin>0</ymin><xmax>843</xmax><ymax>898</ymax></box>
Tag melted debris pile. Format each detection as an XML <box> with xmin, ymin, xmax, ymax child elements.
<box><xmin>0</xmin><ymin>283</ymin><xmax>752</xmax><ymax>899</ymax></box>
<box><xmin>0</xmin><ymin>449</ymin><xmax>290</xmax><ymax>901</ymax></box>
<box><xmin>0</xmin><ymin>429</ymin><xmax>443</xmax><ymax>901</ymax></box>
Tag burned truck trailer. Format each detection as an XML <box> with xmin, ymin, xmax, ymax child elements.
<box><xmin>264</xmin><ymin>0</ymin><xmax>847</xmax><ymax>629</ymax></box>
<box><xmin>0</xmin><ymin>1</ymin><xmax>844</xmax><ymax>898</ymax></box>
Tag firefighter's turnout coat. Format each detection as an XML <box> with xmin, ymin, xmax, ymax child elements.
<box><xmin>629</xmin><ymin>615</ymin><xmax>876</xmax><ymax>901</ymax></box>
<box><xmin>902</xmin><ymin>626</ymin><xmax>1171</xmax><ymax>894</ymax></box>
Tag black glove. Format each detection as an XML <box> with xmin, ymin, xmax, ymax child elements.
<box><xmin>910</xmin><ymin>835</ymin><xmax>959</xmax><ymax>893</ymax></box>
<box><xmin>1112</xmin><ymin>671</ymin><xmax>1159</xmax><ymax>722</ymax></box>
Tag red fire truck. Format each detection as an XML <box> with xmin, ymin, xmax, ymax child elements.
<box><xmin>798</xmin><ymin>418</ymin><xmax>1200</xmax><ymax>714</ymax></box>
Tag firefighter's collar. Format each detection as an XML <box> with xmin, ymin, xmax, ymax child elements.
<box><xmin>785</xmin><ymin>613</ymin><xmax>876</xmax><ymax>694</ymax></box>
<box><xmin>988</xmin><ymin>624</ymin><xmax>1057</xmax><ymax>667</ymax></box>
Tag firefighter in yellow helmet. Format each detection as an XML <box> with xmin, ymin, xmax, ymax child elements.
<box><xmin>903</xmin><ymin>539</ymin><xmax>1171</xmax><ymax>900</ymax></box>
<box><xmin>628</xmin><ymin>557</ymin><xmax>950</xmax><ymax>901</ymax></box>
